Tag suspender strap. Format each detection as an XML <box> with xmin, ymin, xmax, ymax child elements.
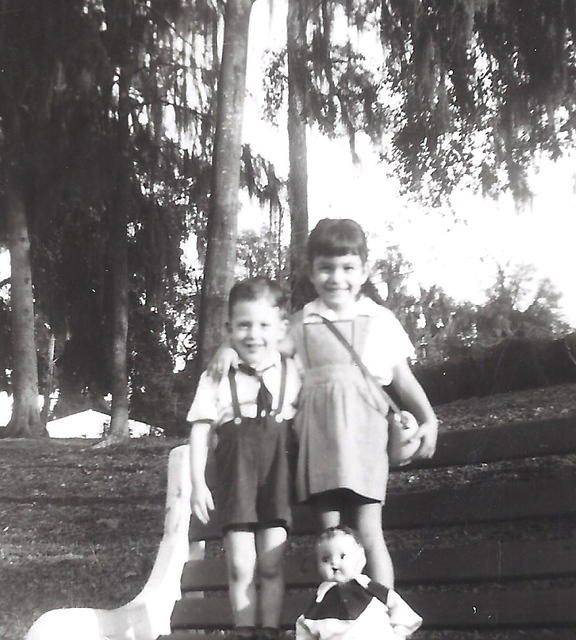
<box><xmin>276</xmin><ymin>355</ymin><xmax>287</xmax><ymax>417</ymax></box>
<box><xmin>229</xmin><ymin>357</ymin><xmax>287</xmax><ymax>420</ymax></box>
<box><xmin>308</xmin><ymin>313</ymin><xmax>400</xmax><ymax>415</ymax></box>
<box><xmin>228</xmin><ymin>368</ymin><xmax>242</xmax><ymax>421</ymax></box>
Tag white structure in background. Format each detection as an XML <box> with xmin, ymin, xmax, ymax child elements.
<box><xmin>47</xmin><ymin>409</ymin><xmax>158</xmax><ymax>439</ymax></box>
<box><xmin>0</xmin><ymin>391</ymin><xmax>12</xmax><ymax>427</ymax></box>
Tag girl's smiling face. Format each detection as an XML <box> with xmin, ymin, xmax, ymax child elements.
<box><xmin>308</xmin><ymin>254</ymin><xmax>369</xmax><ymax>312</ymax></box>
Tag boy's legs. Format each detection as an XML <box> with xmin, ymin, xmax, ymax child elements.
<box><xmin>255</xmin><ymin>525</ymin><xmax>288</xmax><ymax>630</ymax></box>
<box><xmin>224</xmin><ymin>529</ymin><xmax>258</xmax><ymax>629</ymax></box>
<box><xmin>351</xmin><ymin>501</ymin><xmax>394</xmax><ymax>587</ymax></box>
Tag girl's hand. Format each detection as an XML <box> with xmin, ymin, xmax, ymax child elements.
<box><xmin>388</xmin><ymin>411</ymin><xmax>420</xmax><ymax>467</ymax></box>
<box><xmin>191</xmin><ymin>482</ymin><xmax>215</xmax><ymax>524</ymax></box>
<box><xmin>414</xmin><ymin>420</ymin><xmax>438</xmax><ymax>459</ymax></box>
<box><xmin>206</xmin><ymin>346</ymin><xmax>237</xmax><ymax>382</ymax></box>
<box><xmin>397</xmin><ymin>410</ymin><xmax>419</xmax><ymax>434</ymax></box>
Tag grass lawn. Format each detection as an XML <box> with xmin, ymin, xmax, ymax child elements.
<box><xmin>0</xmin><ymin>437</ymin><xmax>184</xmax><ymax>640</ymax></box>
<box><xmin>1</xmin><ymin>382</ymin><xmax>576</xmax><ymax>640</ymax></box>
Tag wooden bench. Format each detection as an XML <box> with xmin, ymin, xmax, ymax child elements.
<box><xmin>26</xmin><ymin>415</ymin><xmax>576</xmax><ymax>639</ymax></box>
<box><xmin>165</xmin><ymin>415</ymin><xmax>576</xmax><ymax>639</ymax></box>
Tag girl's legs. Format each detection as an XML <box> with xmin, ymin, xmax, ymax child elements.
<box><xmin>312</xmin><ymin>491</ymin><xmax>345</xmax><ymax>530</ymax></box>
<box><xmin>311</xmin><ymin>490</ymin><xmax>393</xmax><ymax>585</ymax></box>
<box><xmin>255</xmin><ymin>525</ymin><xmax>288</xmax><ymax>631</ymax></box>
<box><xmin>350</xmin><ymin>501</ymin><xmax>394</xmax><ymax>587</ymax></box>
<box><xmin>223</xmin><ymin>529</ymin><xmax>258</xmax><ymax>629</ymax></box>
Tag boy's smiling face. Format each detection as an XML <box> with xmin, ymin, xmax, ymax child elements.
<box><xmin>227</xmin><ymin>299</ymin><xmax>286</xmax><ymax>368</ymax></box>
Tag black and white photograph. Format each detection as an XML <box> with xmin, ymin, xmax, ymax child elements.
<box><xmin>1</xmin><ymin>1</ymin><xmax>575</xmax><ymax>639</ymax></box>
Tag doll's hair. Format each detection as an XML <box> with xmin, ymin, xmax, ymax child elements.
<box><xmin>316</xmin><ymin>525</ymin><xmax>364</xmax><ymax>550</ymax></box>
<box><xmin>228</xmin><ymin>277</ymin><xmax>288</xmax><ymax>318</ymax></box>
<box><xmin>306</xmin><ymin>218</ymin><xmax>368</xmax><ymax>264</ymax></box>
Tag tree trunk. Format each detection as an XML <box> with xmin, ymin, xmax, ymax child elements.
<box><xmin>197</xmin><ymin>0</ymin><xmax>255</xmax><ymax>373</ymax></box>
<box><xmin>41</xmin><ymin>329</ymin><xmax>56</xmax><ymax>426</ymax></box>
<box><xmin>287</xmin><ymin>0</ymin><xmax>310</xmax><ymax>307</ymax></box>
<box><xmin>3</xmin><ymin>173</ymin><xmax>45</xmax><ymax>438</ymax></box>
<box><xmin>104</xmin><ymin>59</ymin><xmax>132</xmax><ymax>445</ymax></box>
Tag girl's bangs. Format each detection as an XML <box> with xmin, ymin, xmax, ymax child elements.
<box><xmin>307</xmin><ymin>218</ymin><xmax>368</xmax><ymax>262</ymax></box>
<box><xmin>316</xmin><ymin>236</ymin><xmax>363</xmax><ymax>257</ymax></box>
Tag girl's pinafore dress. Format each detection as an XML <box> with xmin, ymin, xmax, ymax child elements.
<box><xmin>292</xmin><ymin>311</ymin><xmax>391</xmax><ymax>504</ymax></box>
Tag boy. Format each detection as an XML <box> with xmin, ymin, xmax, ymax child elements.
<box><xmin>296</xmin><ymin>526</ymin><xmax>422</xmax><ymax>640</ymax></box>
<box><xmin>187</xmin><ymin>277</ymin><xmax>301</xmax><ymax>640</ymax></box>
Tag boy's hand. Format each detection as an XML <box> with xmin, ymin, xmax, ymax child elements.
<box><xmin>414</xmin><ymin>420</ymin><xmax>438</xmax><ymax>459</ymax></box>
<box><xmin>206</xmin><ymin>346</ymin><xmax>237</xmax><ymax>382</ymax></box>
<box><xmin>191</xmin><ymin>482</ymin><xmax>215</xmax><ymax>524</ymax></box>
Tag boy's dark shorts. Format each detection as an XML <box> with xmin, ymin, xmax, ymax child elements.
<box><xmin>213</xmin><ymin>417</ymin><xmax>293</xmax><ymax>532</ymax></box>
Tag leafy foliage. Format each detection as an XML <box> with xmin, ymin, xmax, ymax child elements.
<box><xmin>374</xmin><ymin>247</ymin><xmax>569</xmax><ymax>365</ymax></box>
<box><xmin>379</xmin><ymin>0</ymin><xmax>576</xmax><ymax>204</ymax></box>
<box><xmin>0</xmin><ymin>0</ymin><xmax>220</xmax><ymax>427</ymax></box>
<box><xmin>476</xmin><ymin>264</ymin><xmax>569</xmax><ymax>340</ymax></box>
<box><xmin>236</xmin><ymin>228</ymin><xmax>288</xmax><ymax>281</ymax></box>
<box><xmin>2</xmin><ymin>1</ymin><xmax>575</xmax><ymax>432</ymax></box>
<box><xmin>263</xmin><ymin>0</ymin><xmax>576</xmax><ymax>205</ymax></box>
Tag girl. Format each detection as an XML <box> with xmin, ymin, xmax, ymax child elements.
<box><xmin>290</xmin><ymin>218</ymin><xmax>437</xmax><ymax>587</ymax></box>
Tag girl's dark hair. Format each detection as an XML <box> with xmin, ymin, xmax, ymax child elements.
<box><xmin>228</xmin><ymin>277</ymin><xmax>288</xmax><ymax>318</ymax></box>
<box><xmin>306</xmin><ymin>218</ymin><xmax>368</xmax><ymax>264</ymax></box>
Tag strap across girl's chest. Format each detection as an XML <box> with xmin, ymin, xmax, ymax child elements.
<box><xmin>301</xmin><ymin>315</ymin><xmax>372</xmax><ymax>369</ymax></box>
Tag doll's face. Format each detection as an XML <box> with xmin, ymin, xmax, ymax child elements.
<box><xmin>316</xmin><ymin>532</ymin><xmax>366</xmax><ymax>583</ymax></box>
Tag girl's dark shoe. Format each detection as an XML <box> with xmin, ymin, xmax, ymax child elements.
<box><xmin>234</xmin><ymin>626</ymin><xmax>259</xmax><ymax>640</ymax></box>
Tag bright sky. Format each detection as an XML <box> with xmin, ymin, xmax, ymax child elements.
<box><xmin>239</xmin><ymin>0</ymin><xmax>576</xmax><ymax>327</ymax></box>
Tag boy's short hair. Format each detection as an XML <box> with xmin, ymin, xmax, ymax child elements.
<box><xmin>316</xmin><ymin>525</ymin><xmax>363</xmax><ymax>549</ymax></box>
<box><xmin>228</xmin><ymin>277</ymin><xmax>288</xmax><ymax>318</ymax></box>
<box><xmin>306</xmin><ymin>218</ymin><xmax>368</xmax><ymax>264</ymax></box>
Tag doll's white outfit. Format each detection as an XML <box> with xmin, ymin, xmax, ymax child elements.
<box><xmin>295</xmin><ymin>574</ymin><xmax>422</xmax><ymax>640</ymax></box>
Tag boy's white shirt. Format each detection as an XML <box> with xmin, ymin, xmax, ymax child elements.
<box><xmin>296</xmin><ymin>574</ymin><xmax>422</xmax><ymax>640</ymax></box>
<box><xmin>186</xmin><ymin>351</ymin><xmax>301</xmax><ymax>425</ymax></box>
<box><xmin>298</xmin><ymin>297</ymin><xmax>414</xmax><ymax>385</ymax></box>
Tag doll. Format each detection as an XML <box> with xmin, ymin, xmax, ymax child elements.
<box><xmin>296</xmin><ymin>526</ymin><xmax>422</xmax><ymax>640</ymax></box>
